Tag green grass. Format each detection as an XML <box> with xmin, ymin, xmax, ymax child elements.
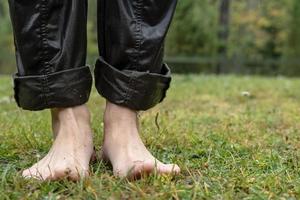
<box><xmin>1</xmin><ymin>74</ymin><xmax>300</xmax><ymax>199</ymax></box>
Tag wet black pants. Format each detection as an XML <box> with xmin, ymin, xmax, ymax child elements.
<box><xmin>8</xmin><ymin>0</ymin><xmax>177</xmax><ymax>111</ymax></box>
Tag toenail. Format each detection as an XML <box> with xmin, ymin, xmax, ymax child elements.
<box><xmin>65</xmin><ymin>168</ymin><xmax>71</xmax><ymax>175</ymax></box>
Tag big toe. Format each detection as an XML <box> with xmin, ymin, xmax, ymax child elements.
<box><xmin>22</xmin><ymin>168</ymin><xmax>46</xmax><ymax>180</ymax></box>
<box><xmin>127</xmin><ymin>162</ymin><xmax>180</xmax><ymax>179</ymax></box>
<box><xmin>157</xmin><ymin>163</ymin><xmax>181</xmax><ymax>174</ymax></box>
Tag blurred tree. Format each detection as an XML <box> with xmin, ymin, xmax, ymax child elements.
<box><xmin>229</xmin><ymin>0</ymin><xmax>289</xmax><ymax>74</ymax></box>
<box><xmin>166</xmin><ymin>0</ymin><xmax>218</xmax><ymax>57</ymax></box>
<box><xmin>282</xmin><ymin>0</ymin><xmax>300</xmax><ymax>75</ymax></box>
<box><xmin>217</xmin><ymin>0</ymin><xmax>231</xmax><ymax>74</ymax></box>
<box><xmin>288</xmin><ymin>0</ymin><xmax>300</xmax><ymax>55</ymax></box>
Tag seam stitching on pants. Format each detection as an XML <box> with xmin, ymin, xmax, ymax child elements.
<box><xmin>39</xmin><ymin>0</ymin><xmax>50</xmax><ymax>106</ymax></box>
<box><xmin>125</xmin><ymin>0</ymin><xmax>143</xmax><ymax>104</ymax></box>
<box><xmin>134</xmin><ymin>0</ymin><xmax>143</xmax><ymax>66</ymax></box>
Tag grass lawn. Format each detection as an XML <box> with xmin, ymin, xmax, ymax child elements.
<box><xmin>1</xmin><ymin>74</ymin><xmax>300</xmax><ymax>199</ymax></box>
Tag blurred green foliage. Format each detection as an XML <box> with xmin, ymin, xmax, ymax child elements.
<box><xmin>1</xmin><ymin>0</ymin><xmax>300</xmax><ymax>75</ymax></box>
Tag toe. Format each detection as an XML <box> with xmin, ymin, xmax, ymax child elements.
<box><xmin>113</xmin><ymin>168</ymin><xmax>128</xmax><ymax>178</ymax></box>
<box><xmin>132</xmin><ymin>162</ymin><xmax>154</xmax><ymax>179</ymax></box>
<box><xmin>51</xmin><ymin>167</ymin><xmax>74</xmax><ymax>181</ymax></box>
<box><xmin>113</xmin><ymin>161</ymin><xmax>153</xmax><ymax>180</ymax></box>
<box><xmin>22</xmin><ymin>169</ymin><xmax>33</xmax><ymax>178</ymax></box>
<box><xmin>22</xmin><ymin>168</ymin><xmax>45</xmax><ymax>180</ymax></box>
<box><xmin>70</xmin><ymin>169</ymin><xmax>90</xmax><ymax>181</ymax></box>
<box><xmin>168</xmin><ymin>164</ymin><xmax>181</xmax><ymax>174</ymax></box>
<box><xmin>51</xmin><ymin>167</ymin><xmax>89</xmax><ymax>181</ymax></box>
<box><xmin>157</xmin><ymin>163</ymin><xmax>181</xmax><ymax>175</ymax></box>
<box><xmin>113</xmin><ymin>161</ymin><xmax>180</xmax><ymax>180</ymax></box>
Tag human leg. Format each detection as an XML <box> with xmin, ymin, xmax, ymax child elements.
<box><xmin>95</xmin><ymin>0</ymin><xmax>180</xmax><ymax>178</ymax></box>
<box><xmin>8</xmin><ymin>0</ymin><xmax>94</xmax><ymax>180</ymax></box>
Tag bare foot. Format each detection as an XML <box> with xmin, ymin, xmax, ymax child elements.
<box><xmin>102</xmin><ymin>101</ymin><xmax>180</xmax><ymax>179</ymax></box>
<box><xmin>22</xmin><ymin>105</ymin><xmax>94</xmax><ymax>181</ymax></box>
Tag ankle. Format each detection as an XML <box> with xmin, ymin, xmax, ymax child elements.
<box><xmin>104</xmin><ymin>101</ymin><xmax>137</xmax><ymax>125</ymax></box>
<box><xmin>103</xmin><ymin>101</ymin><xmax>141</xmax><ymax>145</ymax></box>
<box><xmin>51</xmin><ymin>105</ymin><xmax>91</xmax><ymax>123</ymax></box>
<box><xmin>104</xmin><ymin>101</ymin><xmax>137</xmax><ymax>121</ymax></box>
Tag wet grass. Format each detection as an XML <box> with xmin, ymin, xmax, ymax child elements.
<box><xmin>1</xmin><ymin>74</ymin><xmax>300</xmax><ymax>199</ymax></box>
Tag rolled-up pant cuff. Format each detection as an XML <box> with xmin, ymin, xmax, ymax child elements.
<box><xmin>13</xmin><ymin>66</ymin><xmax>93</xmax><ymax>111</ymax></box>
<box><xmin>94</xmin><ymin>57</ymin><xmax>172</xmax><ymax>111</ymax></box>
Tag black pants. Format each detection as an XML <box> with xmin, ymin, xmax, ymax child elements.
<box><xmin>8</xmin><ymin>0</ymin><xmax>177</xmax><ymax>111</ymax></box>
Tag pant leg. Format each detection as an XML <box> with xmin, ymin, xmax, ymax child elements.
<box><xmin>95</xmin><ymin>0</ymin><xmax>177</xmax><ymax>111</ymax></box>
<box><xmin>8</xmin><ymin>0</ymin><xmax>92</xmax><ymax>111</ymax></box>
